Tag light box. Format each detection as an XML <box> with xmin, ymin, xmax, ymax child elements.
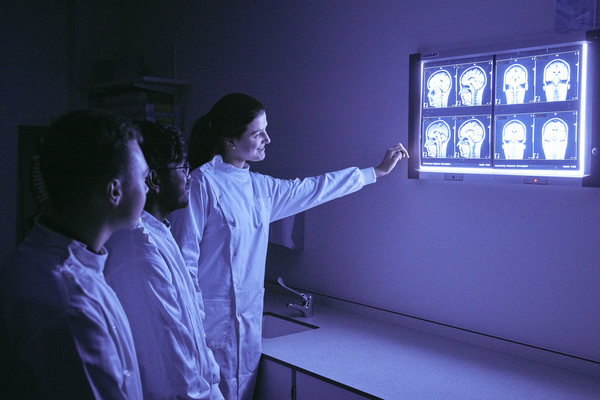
<box><xmin>408</xmin><ymin>30</ymin><xmax>600</xmax><ymax>186</ymax></box>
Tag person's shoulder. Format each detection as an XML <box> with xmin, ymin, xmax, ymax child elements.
<box><xmin>189</xmin><ymin>164</ymin><xmax>212</xmax><ymax>186</ymax></box>
<box><xmin>1</xmin><ymin>236</ymin><xmax>70</xmax><ymax>293</ymax></box>
<box><xmin>196</xmin><ymin>158</ymin><xmax>219</xmax><ymax>175</ymax></box>
<box><xmin>106</xmin><ymin>224</ymin><xmax>146</xmax><ymax>251</ymax></box>
<box><xmin>105</xmin><ymin>226</ymin><xmax>157</xmax><ymax>271</ymax></box>
<box><xmin>106</xmin><ymin>235</ymin><xmax>170</xmax><ymax>285</ymax></box>
<box><xmin>249</xmin><ymin>170</ymin><xmax>282</xmax><ymax>191</ymax></box>
<box><xmin>0</xmin><ymin>248</ymin><xmax>81</xmax><ymax>328</ymax></box>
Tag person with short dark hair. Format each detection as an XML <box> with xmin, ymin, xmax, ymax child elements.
<box><xmin>104</xmin><ymin>121</ymin><xmax>223</xmax><ymax>400</ymax></box>
<box><xmin>0</xmin><ymin>109</ymin><xmax>148</xmax><ymax>399</ymax></box>
<box><xmin>170</xmin><ymin>93</ymin><xmax>409</xmax><ymax>400</ymax></box>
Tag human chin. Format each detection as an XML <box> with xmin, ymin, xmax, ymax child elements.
<box><xmin>255</xmin><ymin>147</ymin><xmax>266</xmax><ymax>160</ymax></box>
<box><xmin>177</xmin><ymin>187</ymin><xmax>190</xmax><ymax>209</ymax></box>
<box><xmin>177</xmin><ymin>196</ymin><xmax>189</xmax><ymax>209</ymax></box>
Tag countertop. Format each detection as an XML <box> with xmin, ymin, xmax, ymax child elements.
<box><xmin>261</xmin><ymin>285</ymin><xmax>600</xmax><ymax>400</ymax></box>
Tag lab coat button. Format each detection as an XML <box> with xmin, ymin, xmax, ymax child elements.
<box><xmin>231</xmin><ymin>221</ymin><xmax>236</xmax><ymax>227</ymax></box>
<box><xmin>233</xmin><ymin>252</ymin><xmax>237</xmax><ymax>257</ymax></box>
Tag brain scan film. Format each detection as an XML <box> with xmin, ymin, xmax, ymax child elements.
<box><xmin>503</xmin><ymin>64</ymin><xmax>528</xmax><ymax>105</ymax></box>
<box><xmin>417</xmin><ymin>44</ymin><xmax>583</xmax><ymax>176</ymax></box>
<box><xmin>543</xmin><ymin>59</ymin><xmax>570</xmax><ymax>102</ymax></box>
<box><xmin>427</xmin><ymin>70</ymin><xmax>453</xmax><ymax>108</ymax></box>
<box><xmin>457</xmin><ymin>119</ymin><xmax>486</xmax><ymax>158</ymax></box>
<box><xmin>541</xmin><ymin>118</ymin><xmax>568</xmax><ymax>159</ymax></box>
<box><xmin>502</xmin><ymin>120</ymin><xmax>527</xmax><ymax>159</ymax></box>
<box><xmin>459</xmin><ymin>66</ymin><xmax>487</xmax><ymax>106</ymax></box>
<box><xmin>424</xmin><ymin>120</ymin><xmax>451</xmax><ymax>158</ymax></box>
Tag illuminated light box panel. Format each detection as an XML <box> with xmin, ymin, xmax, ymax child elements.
<box><xmin>407</xmin><ymin>29</ymin><xmax>600</xmax><ymax>186</ymax></box>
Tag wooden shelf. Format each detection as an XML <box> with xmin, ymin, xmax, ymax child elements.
<box><xmin>88</xmin><ymin>76</ymin><xmax>190</xmax><ymax>95</ymax></box>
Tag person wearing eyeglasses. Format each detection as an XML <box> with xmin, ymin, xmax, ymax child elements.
<box><xmin>104</xmin><ymin>121</ymin><xmax>223</xmax><ymax>400</ymax></box>
<box><xmin>169</xmin><ymin>93</ymin><xmax>409</xmax><ymax>400</ymax></box>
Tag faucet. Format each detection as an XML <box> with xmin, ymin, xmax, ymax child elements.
<box><xmin>277</xmin><ymin>277</ymin><xmax>313</xmax><ymax>318</ymax></box>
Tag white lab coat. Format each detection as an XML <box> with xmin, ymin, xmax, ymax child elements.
<box><xmin>104</xmin><ymin>211</ymin><xmax>223</xmax><ymax>400</ymax></box>
<box><xmin>170</xmin><ymin>155</ymin><xmax>375</xmax><ymax>400</ymax></box>
<box><xmin>0</xmin><ymin>221</ymin><xmax>143</xmax><ymax>399</ymax></box>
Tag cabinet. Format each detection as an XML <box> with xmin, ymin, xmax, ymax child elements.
<box><xmin>254</xmin><ymin>357</ymin><xmax>292</xmax><ymax>399</ymax></box>
<box><xmin>295</xmin><ymin>372</ymin><xmax>372</xmax><ymax>400</ymax></box>
<box><xmin>87</xmin><ymin>76</ymin><xmax>189</xmax><ymax>128</ymax></box>
<box><xmin>254</xmin><ymin>356</ymin><xmax>378</xmax><ymax>400</ymax></box>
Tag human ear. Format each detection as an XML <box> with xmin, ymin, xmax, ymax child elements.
<box><xmin>147</xmin><ymin>170</ymin><xmax>160</xmax><ymax>194</ymax></box>
<box><xmin>226</xmin><ymin>139</ymin><xmax>237</xmax><ymax>150</ymax></box>
<box><xmin>107</xmin><ymin>178</ymin><xmax>122</xmax><ymax>207</ymax></box>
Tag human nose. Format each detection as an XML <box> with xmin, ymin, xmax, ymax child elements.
<box><xmin>263</xmin><ymin>132</ymin><xmax>271</xmax><ymax>144</ymax></box>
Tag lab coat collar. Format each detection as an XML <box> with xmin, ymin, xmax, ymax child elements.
<box><xmin>209</xmin><ymin>155</ymin><xmax>250</xmax><ymax>176</ymax></box>
<box><xmin>139</xmin><ymin>210</ymin><xmax>171</xmax><ymax>238</ymax></box>
<box><xmin>32</xmin><ymin>220</ymin><xmax>108</xmax><ymax>273</ymax></box>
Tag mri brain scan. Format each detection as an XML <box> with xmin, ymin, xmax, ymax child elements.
<box><xmin>502</xmin><ymin>120</ymin><xmax>527</xmax><ymax>159</ymax></box>
<box><xmin>542</xmin><ymin>118</ymin><xmax>568</xmax><ymax>159</ymax></box>
<box><xmin>424</xmin><ymin>120</ymin><xmax>451</xmax><ymax>158</ymax></box>
<box><xmin>459</xmin><ymin>66</ymin><xmax>487</xmax><ymax>106</ymax></box>
<box><xmin>503</xmin><ymin>64</ymin><xmax>528</xmax><ymax>104</ymax></box>
<box><xmin>457</xmin><ymin>119</ymin><xmax>486</xmax><ymax>158</ymax></box>
<box><xmin>427</xmin><ymin>70</ymin><xmax>453</xmax><ymax>108</ymax></box>
<box><xmin>543</xmin><ymin>59</ymin><xmax>570</xmax><ymax>102</ymax></box>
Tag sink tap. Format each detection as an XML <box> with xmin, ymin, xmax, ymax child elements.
<box><xmin>277</xmin><ymin>277</ymin><xmax>313</xmax><ymax>318</ymax></box>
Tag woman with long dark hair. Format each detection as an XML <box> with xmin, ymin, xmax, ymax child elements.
<box><xmin>170</xmin><ymin>93</ymin><xmax>408</xmax><ymax>400</ymax></box>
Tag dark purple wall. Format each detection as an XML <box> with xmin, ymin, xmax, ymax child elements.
<box><xmin>2</xmin><ymin>0</ymin><xmax>598</xmax><ymax>362</ymax></box>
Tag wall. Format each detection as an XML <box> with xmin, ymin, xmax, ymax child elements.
<box><xmin>0</xmin><ymin>1</ymin><xmax>70</xmax><ymax>260</ymax></box>
<box><xmin>3</xmin><ymin>1</ymin><xmax>598</xmax><ymax>363</ymax></box>
<box><xmin>155</xmin><ymin>1</ymin><xmax>600</xmax><ymax>362</ymax></box>
<box><xmin>0</xmin><ymin>0</ymin><xmax>126</xmax><ymax>260</ymax></box>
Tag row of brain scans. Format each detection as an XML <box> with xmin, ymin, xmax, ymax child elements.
<box><xmin>423</xmin><ymin>50</ymin><xmax>580</xmax><ymax>108</ymax></box>
<box><xmin>422</xmin><ymin>111</ymin><xmax>577</xmax><ymax>160</ymax></box>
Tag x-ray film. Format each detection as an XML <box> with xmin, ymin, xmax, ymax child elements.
<box><xmin>535</xmin><ymin>51</ymin><xmax>579</xmax><ymax>103</ymax></box>
<box><xmin>422</xmin><ymin>115</ymin><xmax>491</xmax><ymax>165</ymax></box>
<box><xmin>495</xmin><ymin>49</ymin><xmax>580</xmax><ymax>105</ymax></box>
<box><xmin>494</xmin><ymin>111</ymin><xmax>578</xmax><ymax>167</ymax></box>
<box><xmin>412</xmin><ymin>41</ymin><xmax>588</xmax><ymax>179</ymax></box>
<box><xmin>423</xmin><ymin>58</ymin><xmax>492</xmax><ymax>109</ymax></box>
<box><xmin>496</xmin><ymin>57</ymin><xmax>536</xmax><ymax>105</ymax></box>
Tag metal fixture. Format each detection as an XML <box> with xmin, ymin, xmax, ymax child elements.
<box><xmin>277</xmin><ymin>277</ymin><xmax>313</xmax><ymax>318</ymax></box>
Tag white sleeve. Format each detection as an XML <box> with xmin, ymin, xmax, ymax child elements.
<box><xmin>106</xmin><ymin>255</ymin><xmax>213</xmax><ymax>400</ymax></box>
<box><xmin>170</xmin><ymin>177</ymin><xmax>206</xmax><ymax>292</ymax></box>
<box><xmin>265</xmin><ymin>166</ymin><xmax>376</xmax><ymax>222</ymax></box>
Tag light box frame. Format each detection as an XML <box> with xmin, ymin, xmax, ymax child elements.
<box><xmin>408</xmin><ymin>30</ymin><xmax>600</xmax><ymax>187</ymax></box>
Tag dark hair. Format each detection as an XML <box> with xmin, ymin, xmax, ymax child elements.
<box><xmin>40</xmin><ymin>109</ymin><xmax>141</xmax><ymax>214</ymax></box>
<box><xmin>136</xmin><ymin>121</ymin><xmax>186</xmax><ymax>170</ymax></box>
<box><xmin>187</xmin><ymin>93</ymin><xmax>264</xmax><ymax>170</ymax></box>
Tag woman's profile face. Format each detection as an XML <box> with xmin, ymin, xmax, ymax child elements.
<box><xmin>229</xmin><ymin>111</ymin><xmax>270</xmax><ymax>166</ymax></box>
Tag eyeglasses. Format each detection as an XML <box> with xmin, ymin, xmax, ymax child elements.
<box><xmin>158</xmin><ymin>162</ymin><xmax>190</xmax><ymax>176</ymax></box>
